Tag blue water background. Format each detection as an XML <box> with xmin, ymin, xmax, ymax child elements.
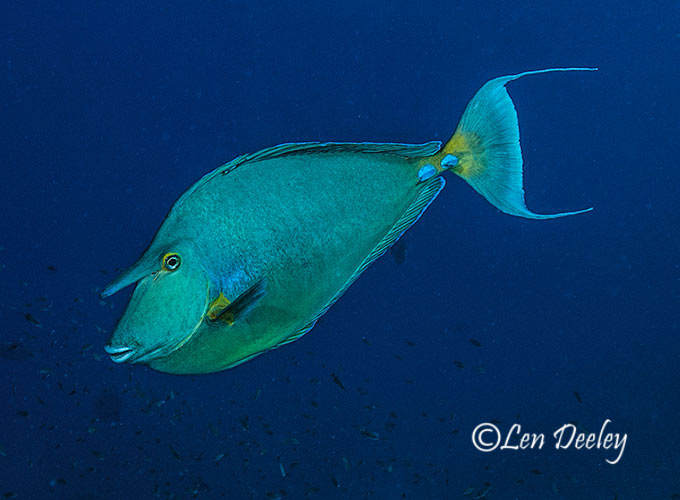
<box><xmin>1</xmin><ymin>1</ymin><xmax>678</xmax><ymax>498</ymax></box>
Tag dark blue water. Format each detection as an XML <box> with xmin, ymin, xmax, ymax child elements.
<box><xmin>1</xmin><ymin>1</ymin><xmax>678</xmax><ymax>499</ymax></box>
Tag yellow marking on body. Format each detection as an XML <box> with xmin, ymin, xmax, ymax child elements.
<box><xmin>416</xmin><ymin>131</ymin><xmax>484</xmax><ymax>179</ymax></box>
<box><xmin>207</xmin><ymin>292</ymin><xmax>234</xmax><ymax>325</ymax></box>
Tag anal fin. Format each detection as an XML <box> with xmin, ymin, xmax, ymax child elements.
<box><xmin>271</xmin><ymin>320</ymin><xmax>317</xmax><ymax>350</ymax></box>
<box><xmin>272</xmin><ymin>176</ymin><xmax>445</xmax><ymax>349</ymax></box>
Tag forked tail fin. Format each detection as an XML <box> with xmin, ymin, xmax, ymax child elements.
<box><xmin>438</xmin><ymin>67</ymin><xmax>596</xmax><ymax>219</ymax></box>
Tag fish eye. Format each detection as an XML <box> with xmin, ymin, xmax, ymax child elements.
<box><xmin>162</xmin><ymin>253</ymin><xmax>181</xmax><ymax>271</ymax></box>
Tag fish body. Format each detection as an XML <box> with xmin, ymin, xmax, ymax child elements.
<box><xmin>103</xmin><ymin>68</ymin><xmax>594</xmax><ymax>375</ymax></box>
<box><xmin>167</xmin><ymin>144</ymin><xmax>437</xmax><ymax>373</ymax></box>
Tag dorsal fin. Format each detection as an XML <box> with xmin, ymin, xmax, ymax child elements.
<box><xmin>223</xmin><ymin>141</ymin><xmax>442</xmax><ymax>175</ymax></box>
<box><xmin>175</xmin><ymin>141</ymin><xmax>442</xmax><ymax>211</ymax></box>
<box><xmin>271</xmin><ymin>175</ymin><xmax>446</xmax><ymax>350</ymax></box>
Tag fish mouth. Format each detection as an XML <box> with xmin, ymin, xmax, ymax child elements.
<box><xmin>105</xmin><ymin>343</ymin><xmax>171</xmax><ymax>364</ymax></box>
<box><xmin>104</xmin><ymin>345</ymin><xmax>136</xmax><ymax>363</ymax></box>
<box><xmin>129</xmin><ymin>344</ymin><xmax>168</xmax><ymax>364</ymax></box>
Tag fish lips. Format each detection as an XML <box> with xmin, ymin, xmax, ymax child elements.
<box><xmin>104</xmin><ymin>344</ymin><xmax>169</xmax><ymax>364</ymax></box>
<box><xmin>104</xmin><ymin>345</ymin><xmax>137</xmax><ymax>363</ymax></box>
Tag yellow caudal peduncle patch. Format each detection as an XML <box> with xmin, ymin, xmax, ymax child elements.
<box><xmin>207</xmin><ymin>292</ymin><xmax>234</xmax><ymax>325</ymax></box>
<box><xmin>447</xmin><ymin>132</ymin><xmax>483</xmax><ymax>176</ymax></box>
<box><xmin>417</xmin><ymin>131</ymin><xmax>486</xmax><ymax>180</ymax></box>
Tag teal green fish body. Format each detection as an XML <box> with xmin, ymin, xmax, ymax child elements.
<box><xmin>103</xmin><ymin>68</ymin><xmax>593</xmax><ymax>375</ymax></box>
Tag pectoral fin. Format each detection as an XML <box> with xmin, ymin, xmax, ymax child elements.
<box><xmin>207</xmin><ymin>279</ymin><xmax>267</xmax><ymax>326</ymax></box>
<box><xmin>206</xmin><ymin>292</ymin><xmax>232</xmax><ymax>323</ymax></box>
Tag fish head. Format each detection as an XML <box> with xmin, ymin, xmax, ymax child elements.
<box><xmin>102</xmin><ymin>239</ymin><xmax>211</xmax><ymax>365</ymax></box>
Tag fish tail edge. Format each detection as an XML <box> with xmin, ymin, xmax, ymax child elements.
<box><xmin>437</xmin><ymin>67</ymin><xmax>596</xmax><ymax>219</ymax></box>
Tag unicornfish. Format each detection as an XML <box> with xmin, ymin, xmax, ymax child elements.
<box><xmin>102</xmin><ymin>68</ymin><xmax>594</xmax><ymax>374</ymax></box>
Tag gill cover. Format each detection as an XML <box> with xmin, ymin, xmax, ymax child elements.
<box><xmin>104</xmin><ymin>241</ymin><xmax>210</xmax><ymax>362</ymax></box>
